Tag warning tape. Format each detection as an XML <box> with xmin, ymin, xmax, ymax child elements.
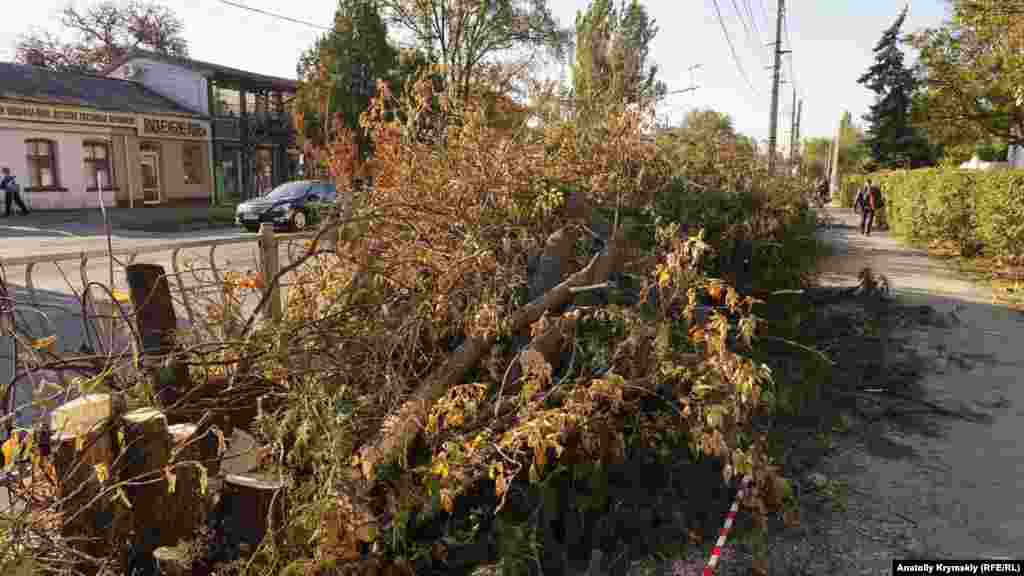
<box><xmin>703</xmin><ymin>474</ymin><xmax>753</xmax><ymax>576</ymax></box>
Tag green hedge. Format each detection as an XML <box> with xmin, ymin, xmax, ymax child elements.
<box><xmin>842</xmin><ymin>168</ymin><xmax>1024</xmax><ymax>258</ymax></box>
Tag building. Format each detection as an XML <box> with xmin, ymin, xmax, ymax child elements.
<box><xmin>0</xmin><ymin>62</ymin><xmax>212</xmax><ymax>209</ymax></box>
<box><xmin>102</xmin><ymin>50</ymin><xmax>301</xmax><ymax>203</ymax></box>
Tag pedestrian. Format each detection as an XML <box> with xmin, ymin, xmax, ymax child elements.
<box><xmin>854</xmin><ymin>178</ymin><xmax>884</xmax><ymax>236</ymax></box>
<box><xmin>817</xmin><ymin>178</ymin><xmax>830</xmax><ymax>205</ymax></box>
<box><xmin>0</xmin><ymin>167</ymin><xmax>30</xmax><ymax>217</ymax></box>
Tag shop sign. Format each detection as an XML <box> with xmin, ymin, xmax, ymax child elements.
<box><xmin>139</xmin><ymin>116</ymin><xmax>209</xmax><ymax>140</ymax></box>
<box><xmin>0</xmin><ymin>101</ymin><xmax>136</xmax><ymax>127</ymax></box>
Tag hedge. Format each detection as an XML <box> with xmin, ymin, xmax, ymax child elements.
<box><xmin>841</xmin><ymin>168</ymin><xmax>1024</xmax><ymax>258</ymax></box>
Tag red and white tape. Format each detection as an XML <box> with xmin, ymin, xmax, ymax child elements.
<box><xmin>703</xmin><ymin>474</ymin><xmax>753</xmax><ymax>576</ymax></box>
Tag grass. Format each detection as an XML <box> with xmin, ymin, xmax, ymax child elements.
<box><xmin>915</xmin><ymin>240</ymin><xmax>1024</xmax><ymax>311</ymax></box>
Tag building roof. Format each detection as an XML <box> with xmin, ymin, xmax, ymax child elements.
<box><xmin>0</xmin><ymin>62</ymin><xmax>203</xmax><ymax>117</ymax></box>
<box><xmin>103</xmin><ymin>50</ymin><xmax>300</xmax><ymax>92</ymax></box>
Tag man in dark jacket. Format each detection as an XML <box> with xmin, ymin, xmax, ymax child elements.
<box><xmin>0</xmin><ymin>167</ymin><xmax>30</xmax><ymax>217</ymax></box>
<box><xmin>853</xmin><ymin>179</ymin><xmax>883</xmax><ymax>236</ymax></box>
<box><xmin>817</xmin><ymin>178</ymin><xmax>830</xmax><ymax>205</ymax></box>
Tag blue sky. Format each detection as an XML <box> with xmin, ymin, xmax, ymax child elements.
<box><xmin>1</xmin><ymin>1</ymin><xmax>949</xmax><ymax>143</ymax></box>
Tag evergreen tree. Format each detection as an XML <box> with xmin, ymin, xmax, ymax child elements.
<box><xmin>572</xmin><ymin>0</ymin><xmax>665</xmax><ymax>124</ymax></box>
<box><xmin>295</xmin><ymin>0</ymin><xmax>398</xmax><ymax>162</ymax></box>
<box><xmin>857</xmin><ymin>7</ymin><xmax>934</xmax><ymax>168</ymax></box>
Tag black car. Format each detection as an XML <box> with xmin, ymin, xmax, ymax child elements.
<box><xmin>235</xmin><ymin>180</ymin><xmax>337</xmax><ymax>232</ymax></box>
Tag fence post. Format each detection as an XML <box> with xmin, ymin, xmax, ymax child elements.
<box><xmin>259</xmin><ymin>223</ymin><xmax>282</xmax><ymax>323</ymax></box>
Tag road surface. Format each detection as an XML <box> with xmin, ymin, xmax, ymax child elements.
<box><xmin>0</xmin><ymin>221</ymin><xmax>314</xmax><ymax>429</ymax></box>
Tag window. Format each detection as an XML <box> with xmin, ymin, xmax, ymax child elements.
<box><xmin>314</xmin><ymin>183</ymin><xmax>337</xmax><ymax>202</ymax></box>
<box><xmin>25</xmin><ymin>139</ymin><xmax>58</xmax><ymax>189</ymax></box>
<box><xmin>183</xmin><ymin>144</ymin><xmax>203</xmax><ymax>184</ymax></box>
<box><xmin>83</xmin><ymin>140</ymin><xmax>114</xmax><ymax>190</ymax></box>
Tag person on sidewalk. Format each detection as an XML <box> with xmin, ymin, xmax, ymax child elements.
<box><xmin>817</xmin><ymin>178</ymin><xmax>830</xmax><ymax>205</ymax></box>
<box><xmin>0</xmin><ymin>167</ymin><xmax>30</xmax><ymax>217</ymax></box>
<box><xmin>854</xmin><ymin>179</ymin><xmax>884</xmax><ymax>236</ymax></box>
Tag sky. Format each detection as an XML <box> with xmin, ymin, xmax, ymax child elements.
<box><xmin>0</xmin><ymin>0</ymin><xmax>951</xmax><ymax>144</ymax></box>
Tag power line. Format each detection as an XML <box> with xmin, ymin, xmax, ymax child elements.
<box><xmin>745</xmin><ymin>0</ymin><xmax>761</xmax><ymax>40</ymax></box>
<box><xmin>216</xmin><ymin>0</ymin><xmax>416</xmax><ymax>49</ymax></box>
<box><xmin>217</xmin><ymin>0</ymin><xmax>332</xmax><ymax>31</ymax></box>
<box><xmin>711</xmin><ymin>0</ymin><xmax>758</xmax><ymax>95</ymax></box>
<box><xmin>730</xmin><ymin>0</ymin><xmax>756</xmax><ymax>45</ymax></box>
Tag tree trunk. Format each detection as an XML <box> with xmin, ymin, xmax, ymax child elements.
<box><xmin>357</xmin><ymin>233</ymin><xmax>624</xmax><ymax>482</ymax></box>
<box><xmin>49</xmin><ymin>393</ymin><xmax>127</xmax><ymax>568</ymax></box>
<box><xmin>221</xmin><ymin>473</ymin><xmax>286</xmax><ymax>549</ymax></box>
<box><xmin>118</xmin><ymin>408</ymin><xmax>175</xmax><ymax>561</ymax></box>
<box><xmin>126</xmin><ymin>264</ymin><xmax>189</xmax><ymax>411</ymax></box>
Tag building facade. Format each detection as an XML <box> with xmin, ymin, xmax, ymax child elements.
<box><xmin>103</xmin><ymin>50</ymin><xmax>300</xmax><ymax>204</ymax></box>
<box><xmin>0</xmin><ymin>62</ymin><xmax>212</xmax><ymax>209</ymax></box>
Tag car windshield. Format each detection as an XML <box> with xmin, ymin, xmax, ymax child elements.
<box><xmin>262</xmin><ymin>181</ymin><xmax>311</xmax><ymax>201</ymax></box>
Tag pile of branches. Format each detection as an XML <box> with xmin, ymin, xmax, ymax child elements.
<box><xmin>0</xmin><ymin>68</ymin><xmax>823</xmax><ymax>575</ymax></box>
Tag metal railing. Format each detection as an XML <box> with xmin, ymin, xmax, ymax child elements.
<box><xmin>1</xmin><ymin>227</ymin><xmax>317</xmax><ymax>329</ymax></box>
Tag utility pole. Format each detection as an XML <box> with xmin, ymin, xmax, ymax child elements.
<box><xmin>794</xmin><ymin>99</ymin><xmax>803</xmax><ymax>171</ymax></box>
<box><xmin>829</xmin><ymin>116</ymin><xmax>842</xmax><ymax>195</ymax></box>
<box><xmin>768</xmin><ymin>0</ymin><xmax>789</xmax><ymax>172</ymax></box>
<box><xmin>789</xmin><ymin>89</ymin><xmax>797</xmax><ymax>163</ymax></box>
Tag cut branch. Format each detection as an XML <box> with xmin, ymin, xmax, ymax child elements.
<box><xmin>357</xmin><ymin>232</ymin><xmax>624</xmax><ymax>481</ymax></box>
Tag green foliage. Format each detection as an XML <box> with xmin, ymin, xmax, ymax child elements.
<box><xmin>857</xmin><ymin>7</ymin><xmax>936</xmax><ymax>168</ymax></box>
<box><xmin>293</xmin><ymin>0</ymin><xmax>399</xmax><ymax>157</ymax></box>
<box><xmin>379</xmin><ymin>0</ymin><xmax>571</xmax><ymax>106</ymax></box>
<box><xmin>909</xmin><ymin>0</ymin><xmax>1024</xmax><ymax>149</ymax></box>
<box><xmin>849</xmin><ymin>168</ymin><xmax>1024</xmax><ymax>259</ymax></box>
<box><xmin>572</xmin><ymin>0</ymin><xmax>666</xmax><ymax>124</ymax></box>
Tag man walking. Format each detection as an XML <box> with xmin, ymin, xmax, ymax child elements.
<box><xmin>0</xmin><ymin>168</ymin><xmax>30</xmax><ymax>217</ymax></box>
<box><xmin>853</xmin><ymin>179</ymin><xmax>884</xmax><ymax>236</ymax></box>
<box><xmin>817</xmin><ymin>178</ymin><xmax>830</xmax><ymax>205</ymax></box>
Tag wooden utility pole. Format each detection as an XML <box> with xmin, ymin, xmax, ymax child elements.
<box><xmin>768</xmin><ymin>0</ymin><xmax>788</xmax><ymax>172</ymax></box>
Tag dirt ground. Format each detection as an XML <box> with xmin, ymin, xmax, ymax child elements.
<box><xmin>640</xmin><ymin>206</ymin><xmax>1024</xmax><ymax>575</ymax></box>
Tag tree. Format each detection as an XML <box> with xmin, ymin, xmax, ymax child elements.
<box><xmin>909</xmin><ymin>0</ymin><xmax>1024</xmax><ymax>149</ymax></box>
<box><xmin>294</xmin><ymin>0</ymin><xmax>398</xmax><ymax>168</ymax></box>
<box><xmin>572</xmin><ymin>0</ymin><xmax>666</xmax><ymax>122</ymax></box>
<box><xmin>14</xmin><ymin>0</ymin><xmax>188</xmax><ymax>74</ymax></box>
<box><xmin>376</xmin><ymin>0</ymin><xmax>570</xmax><ymax>106</ymax></box>
<box><xmin>857</xmin><ymin>7</ymin><xmax>934</xmax><ymax>168</ymax></box>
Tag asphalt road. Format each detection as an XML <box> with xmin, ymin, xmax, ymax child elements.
<box><xmin>0</xmin><ymin>221</ymin><xmax>314</xmax><ymax>429</ymax></box>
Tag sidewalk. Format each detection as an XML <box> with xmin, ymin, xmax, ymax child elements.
<box><xmin>0</xmin><ymin>204</ymin><xmax>237</xmax><ymax>235</ymax></box>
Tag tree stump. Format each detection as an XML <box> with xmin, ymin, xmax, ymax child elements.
<box><xmin>118</xmin><ymin>408</ymin><xmax>175</xmax><ymax>562</ymax></box>
<box><xmin>49</xmin><ymin>394</ymin><xmax>127</xmax><ymax>565</ymax></box>
<box><xmin>126</xmin><ymin>264</ymin><xmax>189</xmax><ymax>411</ymax></box>
<box><xmin>221</xmin><ymin>473</ymin><xmax>285</xmax><ymax>549</ymax></box>
<box><xmin>168</xmin><ymin>423</ymin><xmax>218</xmax><ymax>538</ymax></box>
<box><xmin>153</xmin><ymin>546</ymin><xmax>193</xmax><ymax>576</ymax></box>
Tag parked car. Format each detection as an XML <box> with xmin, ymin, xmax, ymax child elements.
<box><xmin>235</xmin><ymin>180</ymin><xmax>337</xmax><ymax>232</ymax></box>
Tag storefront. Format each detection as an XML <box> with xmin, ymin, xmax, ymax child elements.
<box><xmin>0</xmin><ymin>62</ymin><xmax>213</xmax><ymax>210</ymax></box>
<box><xmin>0</xmin><ymin>100</ymin><xmax>211</xmax><ymax>209</ymax></box>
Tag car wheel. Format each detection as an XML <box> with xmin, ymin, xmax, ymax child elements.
<box><xmin>290</xmin><ymin>210</ymin><xmax>308</xmax><ymax>231</ymax></box>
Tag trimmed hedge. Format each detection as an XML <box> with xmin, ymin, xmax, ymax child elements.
<box><xmin>841</xmin><ymin>168</ymin><xmax>1024</xmax><ymax>258</ymax></box>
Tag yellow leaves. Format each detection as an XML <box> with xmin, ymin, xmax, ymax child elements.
<box><xmin>2</xmin><ymin>435</ymin><xmax>21</xmax><ymax>470</ymax></box>
<box><xmin>31</xmin><ymin>334</ymin><xmax>57</xmax><ymax>353</ymax></box>
<box><xmin>440</xmin><ymin>490</ymin><xmax>455</xmax><ymax>514</ymax></box>
<box><xmin>165</xmin><ymin>466</ymin><xmax>177</xmax><ymax>494</ymax></box>
<box><xmin>197</xmin><ymin>463</ymin><xmax>209</xmax><ymax>496</ymax></box>
<box><xmin>656</xmin><ymin>264</ymin><xmax>671</xmax><ymax>289</ymax></box>
<box><xmin>94</xmin><ymin>462</ymin><xmax>110</xmax><ymax>483</ymax></box>
<box><xmin>432</xmin><ymin>458</ymin><xmax>450</xmax><ymax>479</ymax></box>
